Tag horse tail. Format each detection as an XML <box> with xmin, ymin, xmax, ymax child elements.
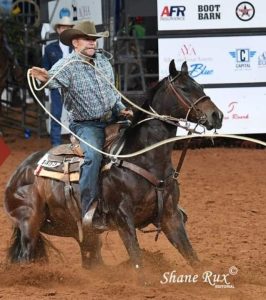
<box><xmin>8</xmin><ymin>226</ymin><xmax>63</xmax><ymax>263</ymax></box>
<box><xmin>7</xmin><ymin>227</ymin><xmax>48</xmax><ymax>263</ymax></box>
<box><xmin>7</xmin><ymin>227</ymin><xmax>22</xmax><ymax>262</ymax></box>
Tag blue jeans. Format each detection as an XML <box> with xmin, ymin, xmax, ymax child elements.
<box><xmin>50</xmin><ymin>89</ymin><xmax>63</xmax><ymax>146</ymax></box>
<box><xmin>69</xmin><ymin>120</ymin><xmax>106</xmax><ymax>217</ymax></box>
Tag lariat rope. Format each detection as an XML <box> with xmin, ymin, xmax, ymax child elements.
<box><xmin>29</xmin><ymin>58</ymin><xmax>180</xmax><ymax>122</ymax></box>
<box><xmin>27</xmin><ymin>58</ymin><xmax>266</xmax><ymax>157</ymax></box>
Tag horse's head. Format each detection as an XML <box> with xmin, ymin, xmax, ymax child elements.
<box><xmin>153</xmin><ymin>60</ymin><xmax>223</xmax><ymax>130</ymax></box>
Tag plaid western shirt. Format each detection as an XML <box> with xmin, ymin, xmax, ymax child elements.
<box><xmin>48</xmin><ymin>51</ymin><xmax>125</xmax><ymax>121</ymax></box>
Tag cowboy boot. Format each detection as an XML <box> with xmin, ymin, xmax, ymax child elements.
<box><xmin>82</xmin><ymin>201</ymin><xmax>108</xmax><ymax>231</ymax></box>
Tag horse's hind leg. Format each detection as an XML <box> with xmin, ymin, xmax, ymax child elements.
<box><xmin>6</xmin><ymin>184</ymin><xmax>46</xmax><ymax>262</ymax></box>
<box><xmin>161</xmin><ymin>204</ymin><xmax>199</xmax><ymax>267</ymax></box>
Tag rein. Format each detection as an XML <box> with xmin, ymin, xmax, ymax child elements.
<box><xmin>173</xmin><ymin>133</ymin><xmax>192</xmax><ymax>180</ymax></box>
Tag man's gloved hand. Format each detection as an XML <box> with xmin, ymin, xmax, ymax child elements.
<box><xmin>120</xmin><ymin>108</ymin><xmax>133</xmax><ymax>118</ymax></box>
<box><xmin>29</xmin><ymin>67</ymin><xmax>49</xmax><ymax>82</ymax></box>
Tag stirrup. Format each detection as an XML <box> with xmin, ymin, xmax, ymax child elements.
<box><xmin>82</xmin><ymin>202</ymin><xmax>97</xmax><ymax>228</ymax></box>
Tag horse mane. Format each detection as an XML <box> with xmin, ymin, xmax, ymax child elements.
<box><xmin>128</xmin><ymin>77</ymin><xmax>166</xmax><ymax>127</ymax></box>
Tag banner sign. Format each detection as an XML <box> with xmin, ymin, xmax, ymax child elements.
<box><xmin>48</xmin><ymin>0</ymin><xmax>102</xmax><ymax>26</ymax></box>
<box><xmin>158</xmin><ymin>35</ymin><xmax>266</xmax><ymax>84</ymax></box>
<box><xmin>207</xmin><ymin>87</ymin><xmax>266</xmax><ymax>134</ymax></box>
<box><xmin>176</xmin><ymin>87</ymin><xmax>266</xmax><ymax>135</ymax></box>
<box><xmin>157</xmin><ymin>0</ymin><xmax>266</xmax><ymax>31</ymax></box>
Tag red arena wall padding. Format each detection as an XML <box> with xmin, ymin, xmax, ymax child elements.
<box><xmin>0</xmin><ymin>138</ymin><xmax>10</xmax><ymax>166</ymax></box>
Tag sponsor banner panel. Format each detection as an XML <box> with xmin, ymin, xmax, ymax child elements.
<box><xmin>159</xmin><ymin>36</ymin><xmax>266</xmax><ymax>84</ymax></box>
<box><xmin>206</xmin><ymin>87</ymin><xmax>266</xmax><ymax>134</ymax></box>
<box><xmin>176</xmin><ymin>87</ymin><xmax>266</xmax><ymax>135</ymax></box>
<box><xmin>157</xmin><ymin>0</ymin><xmax>266</xmax><ymax>31</ymax></box>
<box><xmin>48</xmin><ymin>0</ymin><xmax>102</xmax><ymax>26</ymax></box>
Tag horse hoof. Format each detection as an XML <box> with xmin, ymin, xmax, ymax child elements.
<box><xmin>82</xmin><ymin>258</ymin><xmax>104</xmax><ymax>270</ymax></box>
<box><xmin>190</xmin><ymin>258</ymin><xmax>202</xmax><ymax>271</ymax></box>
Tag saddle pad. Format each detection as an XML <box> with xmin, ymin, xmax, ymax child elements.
<box><xmin>34</xmin><ymin>153</ymin><xmax>83</xmax><ymax>182</ymax></box>
<box><xmin>36</xmin><ymin>168</ymin><xmax>80</xmax><ymax>182</ymax></box>
<box><xmin>36</xmin><ymin>153</ymin><xmax>83</xmax><ymax>173</ymax></box>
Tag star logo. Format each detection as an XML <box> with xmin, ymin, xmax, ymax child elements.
<box><xmin>236</xmin><ymin>2</ymin><xmax>255</xmax><ymax>21</ymax></box>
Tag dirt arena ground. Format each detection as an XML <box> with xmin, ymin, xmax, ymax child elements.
<box><xmin>0</xmin><ymin>130</ymin><xmax>265</xmax><ymax>299</ymax></box>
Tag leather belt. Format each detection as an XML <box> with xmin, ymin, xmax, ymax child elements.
<box><xmin>74</xmin><ymin>111</ymin><xmax>112</xmax><ymax>123</ymax></box>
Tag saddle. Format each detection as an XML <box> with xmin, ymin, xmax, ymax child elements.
<box><xmin>34</xmin><ymin>121</ymin><xmax>129</xmax><ymax>182</ymax></box>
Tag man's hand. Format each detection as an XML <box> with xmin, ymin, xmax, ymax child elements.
<box><xmin>29</xmin><ymin>67</ymin><xmax>49</xmax><ymax>82</ymax></box>
<box><xmin>120</xmin><ymin>108</ymin><xmax>133</xmax><ymax>118</ymax></box>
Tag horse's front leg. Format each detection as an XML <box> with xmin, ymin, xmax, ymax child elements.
<box><xmin>161</xmin><ymin>198</ymin><xmax>199</xmax><ymax>267</ymax></box>
<box><xmin>115</xmin><ymin>200</ymin><xmax>142</xmax><ymax>269</ymax></box>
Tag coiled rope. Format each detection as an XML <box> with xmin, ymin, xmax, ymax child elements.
<box><xmin>27</xmin><ymin>55</ymin><xmax>266</xmax><ymax>156</ymax></box>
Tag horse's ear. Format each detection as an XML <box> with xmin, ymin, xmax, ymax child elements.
<box><xmin>181</xmin><ymin>61</ymin><xmax>188</xmax><ymax>74</ymax></box>
<box><xmin>169</xmin><ymin>59</ymin><xmax>178</xmax><ymax>77</ymax></box>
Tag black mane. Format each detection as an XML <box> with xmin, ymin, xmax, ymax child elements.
<box><xmin>128</xmin><ymin>77</ymin><xmax>166</xmax><ymax>126</ymax></box>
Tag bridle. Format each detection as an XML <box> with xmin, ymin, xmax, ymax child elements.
<box><xmin>135</xmin><ymin>74</ymin><xmax>210</xmax><ymax>133</ymax></box>
<box><xmin>168</xmin><ymin>73</ymin><xmax>210</xmax><ymax>125</ymax></box>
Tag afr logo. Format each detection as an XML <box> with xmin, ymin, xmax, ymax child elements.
<box><xmin>160</xmin><ymin>6</ymin><xmax>186</xmax><ymax>19</ymax></box>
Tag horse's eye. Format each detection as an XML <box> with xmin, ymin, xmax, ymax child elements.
<box><xmin>181</xmin><ymin>87</ymin><xmax>190</xmax><ymax>93</ymax></box>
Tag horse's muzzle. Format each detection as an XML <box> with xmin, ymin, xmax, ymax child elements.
<box><xmin>204</xmin><ymin>109</ymin><xmax>223</xmax><ymax>130</ymax></box>
<box><xmin>212</xmin><ymin>110</ymin><xmax>223</xmax><ymax>129</ymax></box>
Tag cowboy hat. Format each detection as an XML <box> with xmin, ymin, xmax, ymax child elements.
<box><xmin>60</xmin><ymin>20</ymin><xmax>109</xmax><ymax>46</ymax></box>
<box><xmin>53</xmin><ymin>16</ymin><xmax>74</xmax><ymax>31</ymax></box>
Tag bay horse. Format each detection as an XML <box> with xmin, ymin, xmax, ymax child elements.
<box><xmin>4</xmin><ymin>60</ymin><xmax>223</xmax><ymax>270</ymax></box>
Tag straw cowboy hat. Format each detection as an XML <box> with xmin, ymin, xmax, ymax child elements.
<box><xmin>60</xmin><ymin>20</ymin><xmax>109</xmax><ymax>46</ymax></box>
<box><xmin>53</xmin><ymin>16</ymin><xmax>74</xmax><ymax>31</ymax></box>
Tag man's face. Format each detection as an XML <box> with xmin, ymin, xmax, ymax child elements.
<box><xmin>57</xmin><ymin>25</ymin><xmax>73</xmax><ymax>35</ymax></box>
<box><xmin>72</xmin><ymin>37</ymin><xmax>97</xmax><ymax>57</ymax></box>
